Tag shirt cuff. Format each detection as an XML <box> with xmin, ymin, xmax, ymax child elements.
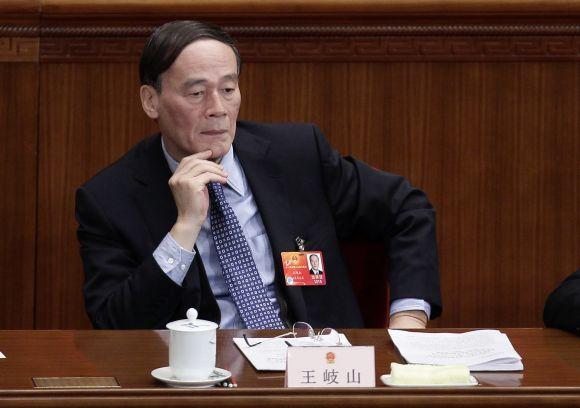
<box><xmin>390</xmin><ymin>298</ymin><xmax>432</xmax><ymax>320</ymax></box>
<box><xmin>153</xmin><ymin>233</ymin><xmax>196</xmax><ymax>286</ymax></box>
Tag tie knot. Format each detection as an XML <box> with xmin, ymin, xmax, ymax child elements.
<box><xmin>207</xmin><ymin>182</ymin><xmax>228</xmax><ymax>210</ymax></box>
<box><xmin>207</xmin><ymin>181</ymin><xmax>223</xmax><ymax>198</ymax></box>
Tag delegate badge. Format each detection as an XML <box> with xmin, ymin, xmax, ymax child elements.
<box><xmin>281</xmin><ymin>251</ymin><xmax>326</xmax><ymax>286</ymax></box>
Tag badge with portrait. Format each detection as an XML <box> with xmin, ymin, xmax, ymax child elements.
<box><xmin>281</xmin><ymin>251</ymin><xmax>326</xmax><ymax>286</ymax></box>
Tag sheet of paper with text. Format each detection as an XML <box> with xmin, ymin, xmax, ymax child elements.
<box><xmin>388</xmin><ymin>329</ymin><xmax>523</xmax><ymax>371</ymax></box>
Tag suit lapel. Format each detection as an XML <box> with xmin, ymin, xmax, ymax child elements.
<box><xmin>129</xmin><ymin>135</ymin><xmax>177</xmax><ymax>247</ymax></box>
<box><xmin>126</xmin><ymin>131</ymin><xmax>308</xmax><ymax>324</ymax></box>
<box><xmin>127</xmin><ymin>135</ymin><xmax>216</xmax><ymax>319</ymax></box>
<box><xmin>234</xmin><ymin>128</ymin><xmax>308</xmax><ymax>323</ymax></box>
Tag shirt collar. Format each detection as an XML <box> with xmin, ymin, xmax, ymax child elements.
<box><xmin>161</xmin><ymin>137</ymin><xmax>245</xmax><ymax>197</ymax></box>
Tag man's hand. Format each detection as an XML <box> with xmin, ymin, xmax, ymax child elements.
<box><xmin>168</xmin><ymin>150</ymin><xmax>228</xmax><ymax>250</ymax></box>
<box><xmin>388</xmin><ymin>310</ymin><xmax>428</xmax><ymax>329</ymax></box>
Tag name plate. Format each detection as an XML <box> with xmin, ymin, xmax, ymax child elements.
<box><xmin>32</xmin><ymin>377</ymin><xmax>120</xmax><ymax>389</ymax></box>
<box><xmin>286</xmin><ymin>346</ymin><xmax>375</xmax><ymax>388</ymax></box>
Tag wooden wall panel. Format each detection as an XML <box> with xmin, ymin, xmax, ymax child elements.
<box><xmin>33</xmin><ymin>62</ymin><xmax>580</xmax><ymax>329</ymax></box>
<box><xmin>1</xmin><ymin>0</ymin><xmax>579</xmax><ymax>329</ymax></box>
<box><xmin>239</xmin><ymin>62</ymin><xmax>580</xmax><ymax>327</ymax></box>
<box><xmin>36</xmin><ymin>63</ymin><xmax>156</xmax><ymax>328</ymax></box>
<box><xmin>0</xmin><ymin>64</ymin><xmax>38</xmax><ymax>329</ymax></box>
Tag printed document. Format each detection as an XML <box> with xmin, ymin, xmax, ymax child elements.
<box><xmin>233</xmin><ymin>334</ymin><xmax>350</xmax><ymax>371</ymax></box>
<box><xmin>388</xmin><ymin>329</ymin><xmax>523</xmax><ymax>371</ymax></box>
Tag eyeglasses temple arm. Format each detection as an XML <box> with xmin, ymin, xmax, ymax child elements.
<box><xmin>242</xmin><ymin>331</ymin><xmax>294</xmax><ymax>348</ymax></box>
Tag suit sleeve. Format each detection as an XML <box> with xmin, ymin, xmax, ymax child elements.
<box><xmin>76</xmin><ymin>186</ymin><xmax>185</xmax><ymax>329</ymax></box>
<box><xmin>543</xmin><ymin>269</ymin><xmax>580</xmax><ymax>334</ymax></box>
<box><xmin>312</xmin><ymin>125</ymin><xmax>442</xmax><ymax>318</ymax></box>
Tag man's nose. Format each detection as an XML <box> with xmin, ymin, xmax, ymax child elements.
<box><xmin>206</xmin><ymin>91</ymin><xmax>226</xmax><ymax>117</ymax></box>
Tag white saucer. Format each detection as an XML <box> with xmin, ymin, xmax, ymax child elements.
<box><xmin>151</xmin><ymin>367</ymin><xmax>231</xmax><ymax>388</ymax></box>
<box><xmin>380</xmin><ymin>374</ymin><xmax>478</xmax><ymax>387</ymax></box>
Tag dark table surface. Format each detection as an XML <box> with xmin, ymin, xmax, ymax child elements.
<box><xmin>0</xmin><ymin>328</ymin><xmax>578</xmax><ymax>407</ymax></box>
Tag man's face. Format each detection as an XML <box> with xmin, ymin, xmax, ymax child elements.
<box><xmin>310</xmin><ymin>255</ymin><xmax>319</xmax><ymax>270</ymax></box>
<box><xmin>143</xmin><ymin>39</ymin><xmax>241</xmax><ymax>161</ymax></box>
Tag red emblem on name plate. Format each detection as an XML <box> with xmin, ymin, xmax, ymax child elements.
<box><xmin>326</xmin><ymin>352</ymin><xmax>336</xmax><ymax>364</ymax></box>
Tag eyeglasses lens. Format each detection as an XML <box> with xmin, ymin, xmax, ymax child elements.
<box><xmin>293</xmin><ymin>322</ymin><xmax>315</xmax><ymax>339</ymax></box>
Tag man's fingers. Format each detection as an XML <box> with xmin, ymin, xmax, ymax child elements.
<box><xmin>175</xmin><ymin>151</ymin><xmax>224</xmax><ymax>176</ymax></box>
<box><xmin>191</xmin><ymin>150</ymin><xmax>213</xmax><ymax>160</ymax></box>
<box><xmin>197</xmin><ymin>173</ymin><xmax>228</xmax><ymax>187</ymax></box>
<box><xmin>388</xmin><ymin>311</ymin><xmax>428</xmax><ymax>329</ymax></box>
<box><xmin>169</xmin><ymin>167</ymin><xmax>228</xmax><ymax>190</ymax></box>
<box><xmin>172</xmin><ymin>162</ymin><xmax>228</xmax><ymax>182</ymax></box>
<box><xmin>179</xmin><ymin>150</ymin><xmax>213</xmax><ymax>166</ymax></box>
<box><xmin>172</xmin><ymin>174</ymin><xmax>228</xmax><ymax>190</ymax></box>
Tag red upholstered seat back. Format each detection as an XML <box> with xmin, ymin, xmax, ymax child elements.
<box><xmin>340</xmin><ymin>242</ymin><xmax>389</xmax><ymax>328</ymax></box>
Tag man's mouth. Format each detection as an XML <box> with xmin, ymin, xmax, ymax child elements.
<box><xmin>201</xmin><ymin>130</ymin><xmax>227</xmax><ymax>135</ymax></box>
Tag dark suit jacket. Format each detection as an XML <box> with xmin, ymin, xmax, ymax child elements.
<box><xmin>76</xmin><ymin>121</ymin><xmax>441</xmax><ymax>329</ymax></box>
<box><xmin>544</xmin><ymin>269</ymin><xmax>580</xmax><ymax>335</ymax></box>
<box><xmin>310</xmin><ymin>269</ymin><xmax>323</xmax><ymax>275</ymax></box>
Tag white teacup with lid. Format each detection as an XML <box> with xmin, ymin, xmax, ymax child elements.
<box><xmin>166</xmin><ymin>308</ymin><xmax>218</xmax><ymax>381</ymax></box>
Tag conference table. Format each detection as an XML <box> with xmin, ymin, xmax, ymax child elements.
<box><xmin>0</xmin><ymin>328</ymin><xmax>578</xmax><ymax>407</ymax></box>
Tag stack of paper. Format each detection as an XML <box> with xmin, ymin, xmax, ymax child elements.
<box><xmin>388</xmin><ymin>329</ymin><xmax>523</xmax><ymax>371</ymax></box>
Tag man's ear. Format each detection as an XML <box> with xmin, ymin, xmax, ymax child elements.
<box><xmin>140</xmin><ymin>85</ymin><xmax>159</xmax><ymax>119</ymax></box>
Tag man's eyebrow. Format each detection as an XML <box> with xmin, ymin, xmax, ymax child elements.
<box><xmin>181</xmin><ymin>78</ymin><xmax>206</xmax><ymax>90</ymax></box>
<box><xmin>223</xmin><ymin>73</ymin><xmax>239</xmax><ymax>82</ymax></box>
<box><xmin>180</xmin><ymin>74</ymin><xmax>239</xmax><ymax>90</ymax></box>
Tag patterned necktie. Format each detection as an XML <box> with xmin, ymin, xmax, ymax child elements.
<box><xmin>207</xmin><ymin>181</ymin><xmax>285</xmax><ymax>329</ymax></box>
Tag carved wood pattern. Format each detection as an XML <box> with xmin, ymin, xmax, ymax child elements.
<box><xmin>13</xmin><ymin>23</ymin><xmax>580</xmax><ymax>37</ymax></box>
<box><xmin>236</xmin><ymin>37</ymin><xmax>580</xmax><ymax>61</ymax></box>
<box><xmin>40</xmin><ymin>38</ymin><xmax>145</xmax><ymax>62</ymax></box>
<box><xmin>0</xmin><ymin>37</ymin><xmax>38</xmax><ymax>62</ymax></box>
<box><xmin>1</xmin><ymin>20</ymin><xmax>577</xmax><ymax>62</ymax></box>
<box><xmin>0</xmin><ymin>25</ymin><xmax>39</xmax><ymax>37</ymax></box>
<box><xmin>39</xmin><ymin>36</ymin><xmax>580</xmax><ymax>62</ymax></box>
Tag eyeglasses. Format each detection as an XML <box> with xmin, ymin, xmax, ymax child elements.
<box><xmin>242</xmin><ymin>321</ymin><xmax>343</xmax><ymax>348</ymax></box>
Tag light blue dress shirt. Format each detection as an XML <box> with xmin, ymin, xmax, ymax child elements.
<box><xmin>153</xmin><ymin>138</ymin><xmax>430</xmax><ymax>327</ymax></box>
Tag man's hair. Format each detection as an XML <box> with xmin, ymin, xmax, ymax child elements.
<box><xmin>309</xmin><ymin>254</ymin><xmax>319</xmax><ymax>262</ymax></box>
<box><xmin>139</xmin><ymin>20</ymin><xmax>242</xmax><ymax>92</ymax></box>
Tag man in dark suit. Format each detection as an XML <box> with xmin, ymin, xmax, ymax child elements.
<box><xmin>309</xmin><ymin>254</ymin><xmax>322</xmax><ymax>275</ymax></box>
<box><xmin>544</xmin><ymin>269</ymin><xmax>580</xmax><ymax>335</ymax></box>
<box><xmin>76</xmin><ymin>20</ymin><xmax>441</xmax><ymax>330</ymax></box>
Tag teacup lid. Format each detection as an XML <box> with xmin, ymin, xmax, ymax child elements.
<box><xmin>166</xmin><ymin>308</ymin><xmax>218</xmax><ymax>332</ymax></box>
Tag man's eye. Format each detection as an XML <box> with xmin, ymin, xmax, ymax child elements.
<box><xmin>223</xmin><ymin>88</ymin><xmax>235</xmax><ymax>94</ymax></box>
<box><xmin>190</xmin><ymin>91</ymin><xmax>203</xmax><ymax>97</ymax></box>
